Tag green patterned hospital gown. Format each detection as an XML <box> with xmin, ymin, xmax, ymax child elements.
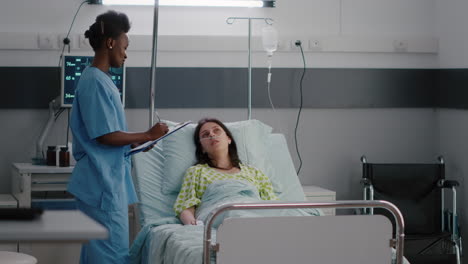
<box><xmin>174</xmin><ymin>163</ymin><xmax>277</xmax><ymax>215</ymax></box>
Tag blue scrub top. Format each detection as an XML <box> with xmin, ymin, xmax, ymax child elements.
<box><xmin>68</xmin><ymin>66</ymin><xmax>137</xmax><ymax>211</ymax></box>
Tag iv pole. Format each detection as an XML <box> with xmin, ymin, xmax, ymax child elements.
<box><xmin>149</xmin><ymin>0</ymin><xmax>160</xmax><ymax>127</ymax></box>
<box><xmin>227</xmin><ymin>17</ymin><xmax>273</xmax><ymax>120</ymax></box>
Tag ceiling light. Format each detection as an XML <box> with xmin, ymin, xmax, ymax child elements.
<box><xmin>97</xmin><ymin>0</ymin><xmax>275</xmax><ymax>8</ymax></box>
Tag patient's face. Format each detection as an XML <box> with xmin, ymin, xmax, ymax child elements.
<box><xmin>199</xmin><ymin>122</ymin><xmax>232</xmax><ymax>155</ymax></box>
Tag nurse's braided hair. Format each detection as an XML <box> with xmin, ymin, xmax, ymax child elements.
<box><xmin>85</xmin><ymin>10</ymin><xmax>130</xmax><ymax>51</ymax></box>
<box><xmin>194</xmin><ymin>118</ymin><xmax>241</xmax><ymax>169</ymax></box>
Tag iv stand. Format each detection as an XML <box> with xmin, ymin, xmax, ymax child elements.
<box><xmin>227</xmin><ymin>17</ymin><xmax>273</xmax><ymax>120</ymax></box>
<box><xmin>149</xmin><ymin>0</ymin><xmax>160</xmax><ymax>127</ymax></box>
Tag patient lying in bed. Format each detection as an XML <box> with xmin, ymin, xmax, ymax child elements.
<box><xmin>130</xmin><ymin>118</ymin><xmax>409</xmax><ymax>264</ymax></box>
<box><xmin>174</xmin><ymin>118</ymin><xmax>278</xmax><ymax>225</ymax></box>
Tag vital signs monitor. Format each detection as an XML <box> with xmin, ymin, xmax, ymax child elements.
<box><xmin>61</xmin><ymin>55</ymin><xmax>125</xmax><ymax>107</ymax></box>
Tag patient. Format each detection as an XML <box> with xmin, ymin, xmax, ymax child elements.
<box><xmin>174</xmin><ymin>118</ymin><xmax>277</xmax><ymax>225</ymax></box>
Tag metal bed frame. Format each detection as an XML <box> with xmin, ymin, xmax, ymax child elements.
<box><xmin>203</xmin><ymin>200</ymin><xmax>405</xmax><ymax>264</ymax></box>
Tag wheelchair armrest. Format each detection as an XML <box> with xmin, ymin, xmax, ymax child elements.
<box><xmin>443</xmin><ymin>180</ymin><xmax>460</xmax><ymax>188</ymax></box>
<box><xmin>360</xmin><ymin>178</ymin><xmax>372</xmax><ymax>186</ymax></box>
<box><xmin>438</xmin><ymin>179</ymin><xmax>460</xmax><ymax>188</ymax></box>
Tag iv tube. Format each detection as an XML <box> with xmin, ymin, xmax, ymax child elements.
<box><xmin>266</xmin><ymin>56</ymin><xmax>275</xmax><ymax>110</ymax></box>
<box><xmin>262</xmin><ymin>25</ymin><xmax>278</xmax><ymax>110</ymax></box>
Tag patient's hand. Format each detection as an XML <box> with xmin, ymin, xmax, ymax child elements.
<box><xmin>180</xmin><ymin>207</ymin><xmax>196</xmax><ymax>225</ymax></box>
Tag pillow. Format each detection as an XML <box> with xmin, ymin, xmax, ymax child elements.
<box><xmin>264</xmin><ymin>134</ymin><xmax>305</xmax><ymax>201</ymax></box>
<box><xmin>161</xmin><ymin>119</ymin><xmax>274</xmax><ymax>194</ymax></box>
<box><xmin>131</xmin><ymin>143</ymin><xmax>178</xmax><ymax>226</ymax></box>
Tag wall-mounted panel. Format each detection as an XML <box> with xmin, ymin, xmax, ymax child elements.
<box><xmin>0</xmin><ymin>33</ymin><xmax>438</xmax><ymax>54</ymax></box>
<box><xmin>437</xmin><ymin>69</ymin><xmax>468</xmax><ymax>109</ymax></box>
<box><xmin>0</xmin><ymin>67</ymin><xmax>440</xmax><ymax>109</ymax></box>
<box><xmin>0</xmin><ymin>67</ymin><xmax>60</xmax><ymax>108</ymax></box>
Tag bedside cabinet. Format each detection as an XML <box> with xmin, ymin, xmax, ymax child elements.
<box><xmin>302</xmin><ymin>185</ymin><xmax>336</xmax><ymax>216</ymax></box>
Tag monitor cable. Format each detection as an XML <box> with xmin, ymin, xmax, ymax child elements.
<box><xmin>58</xmin><ymin>0</ymin><xmax>87</xmax><ymax>148</ymax></box>
<box><xmin>294</xmin><ymin>40</ymin><xmax>306</xmax><ymax>175</ymax></box>
<box><xmin>54</xmin><ymin>108</ymin><xmax>65</xmax><ymax>121</ymax></box>
<box><xmin>58</xmin><ymin>0</ymin><xmax>87</xmax><ymax>69</ymax></box>
<box><xmin>57</xmin><ymin>0</ymin><xmax>87</xmax><ymax>97</ymax></box>
<box><xmin>66</xmin><ymin>109</ymin><xmax>70</xmax><ymax>150</ymax></box>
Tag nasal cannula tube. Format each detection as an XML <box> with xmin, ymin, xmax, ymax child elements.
<box><xmin>200</xmin><ymin>135</ymin><xmax>221</xmax><ymax>141</ymax></box>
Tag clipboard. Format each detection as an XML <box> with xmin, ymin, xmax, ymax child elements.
<box><xmin>126</xmin><ymin>121</ymin><xmax>192</xmax><ymax>156</ymax></box>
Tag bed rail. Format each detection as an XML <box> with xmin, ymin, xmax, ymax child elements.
<box><xmin>203</xmin><ymin>200</ymin><xmax>405</xmax><ymax>264</ymax></box>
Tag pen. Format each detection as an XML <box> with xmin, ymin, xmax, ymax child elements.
<box><xmin>154</xmin><ymin>110</ymin><xmax>161</xmax><ymax>123</ymax></box>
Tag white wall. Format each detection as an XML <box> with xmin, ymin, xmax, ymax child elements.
<box><xmin>436</xmin><ymin>0</ymin><xmax>468</xmax><ymax>68</ymax></box>
<box><xmin>0</xmin><ymin>0</ymin><xmax>438</xmax><ymax>68</ymax></box>
<box><xmin>0</xmin><ymin>0</ymin><xmax>436</xmax><ymax>36</ymax></box>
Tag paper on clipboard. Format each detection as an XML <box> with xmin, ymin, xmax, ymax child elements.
<box><xmin>126</xmin><ymin>121</ymin><xmax>192</xmax><ymax>156</ymax></box>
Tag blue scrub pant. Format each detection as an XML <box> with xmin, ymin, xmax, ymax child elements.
<box><xmin>76</xmin><ymin>199</ymin><xmax>129</xmax><ymax>264</ymax></box>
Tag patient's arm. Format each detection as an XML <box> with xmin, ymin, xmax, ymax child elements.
<box><xmin>254</xmin><ymin>167</ymin><xmax>278</xmax><ymax>200</ymax></box>
<box><xmin>174</xmin><ymin>166</ymin><xmax>202</xmax><ymax>221</ymax></box>
<box><xmin>179</xmin><ymin>207</ymin><xmax>197</xmax><ymax>225</ymax></box>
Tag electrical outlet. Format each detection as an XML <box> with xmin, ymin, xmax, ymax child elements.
<box><xmin>293</xmin><ymin>40</ymin><xmax>305</xmax><ymax>49</ymax></box>
<box><xmin>79</xmin><ymin>35</ymin><xmax>92</xmax><ymax>50</ymax></box>
<box><xmin>38</xmin><ymin>34</ymin><xmax>58</xmax><ymax>49</ymax></box>
<box><xmin>393</xmin><ymin>40</ymin><xmax>408</xmax><ymax>52</ymax></box>
<box><xmin>309</xmin><ymin>39</ymin><xmax>322</xmax><ymax>51</ymax></box>
<box><xmin>59</xmin><ymin>34</ymin><xmax>74</xmax><ymax>50</ymax></box>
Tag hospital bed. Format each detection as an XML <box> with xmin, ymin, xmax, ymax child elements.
<box><xmin>130</xmin><ymin>120</ymin><xmax>406</xmax><ymax>264</ymax></box>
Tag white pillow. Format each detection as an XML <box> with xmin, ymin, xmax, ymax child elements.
<box><xmin>264</xmin><ymin>134</ymin><xmax>305</xmax><ymax>201</ymax></box>
<box><xmin>161</xmin><ymin>119</ymin><xmax>274</xmax><ymax>194</ymax></box>
<box><xmin>131</xmin><ymin>143</ymin><xmax>178</xmax><ymax>226</ymax></box>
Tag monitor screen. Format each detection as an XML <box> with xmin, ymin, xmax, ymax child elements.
<box><xmin>61</xmin><ymin>55</ymin><xmax>125</xmax><ymax>107</ymax></box>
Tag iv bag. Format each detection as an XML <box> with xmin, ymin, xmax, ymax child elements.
<box><xmin>262</xmin><ymin>25</ymin><xmax>278</xmax><ymax>56</ymax></box>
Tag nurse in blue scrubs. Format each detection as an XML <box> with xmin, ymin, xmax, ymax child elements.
<box><xmin>67</xmin><ymin>10</ymin><xmax>168</xmax><ymax>264</ymax></box>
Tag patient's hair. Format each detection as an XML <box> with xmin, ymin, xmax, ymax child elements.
<box><xmin>85</xmin><ymin>10</ymin><xmax>131</xmax><ymax>51</ymax></box>
<box><xmin>194</xmin><ymin>118</ymin><xmax>241</xmax><ymax>169</ymax></box>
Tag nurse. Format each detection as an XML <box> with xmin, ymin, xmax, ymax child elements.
<box><xmin>67</xmin><ymin>10</ymin><xmax>168</xmax><ymax>264</ymax></box>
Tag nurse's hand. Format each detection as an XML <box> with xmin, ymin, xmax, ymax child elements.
<box><xmin>147</xmin><ymin>122</ymin><xmax>169</xmax><ymax>140</ymax></box>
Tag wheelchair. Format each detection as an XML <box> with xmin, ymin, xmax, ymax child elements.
<box><xmin>360</xmin><ymin>155</ymin><xmax>462</xmax><ymax>264</ymax></box>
